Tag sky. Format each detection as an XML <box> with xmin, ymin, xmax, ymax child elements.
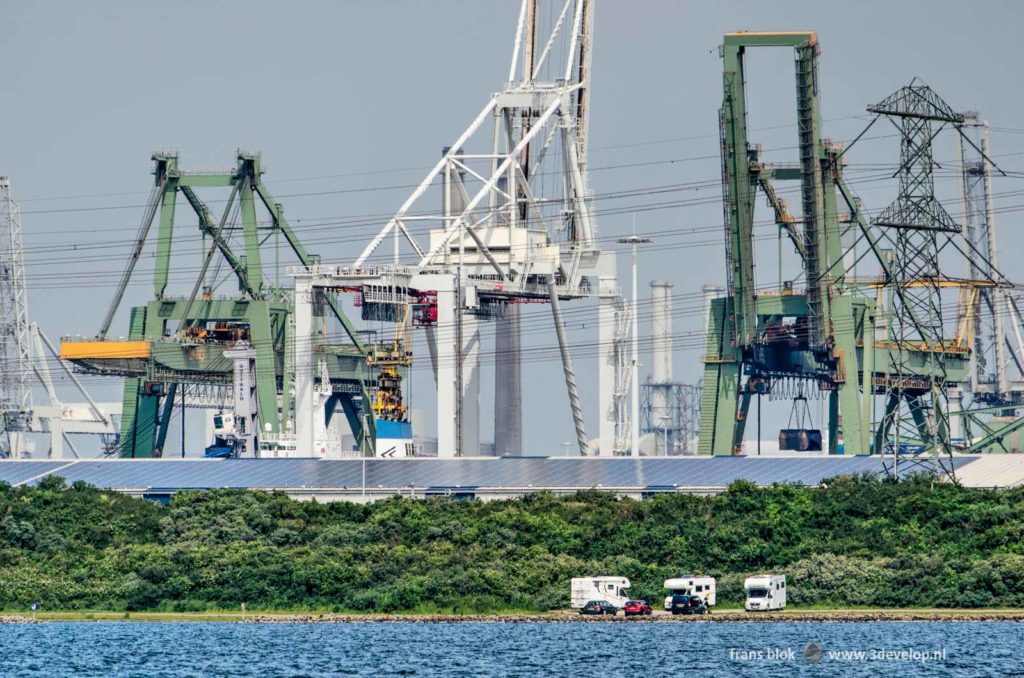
<box><xmin>3</xmin><ymin>0</ymin><xmax>1024</xmax><ymax>456</ymax></box>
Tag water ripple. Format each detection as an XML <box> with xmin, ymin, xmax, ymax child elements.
<box><xmin>0</xmin><ymin>621</ymin><xmax>1016</xmax><ymax>677</ymax></box>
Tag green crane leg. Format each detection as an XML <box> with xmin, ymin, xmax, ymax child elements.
<box><xmin>118</xmin><ymin>307</ymin><xmax>159</xmax><ymax>457</ymax></box>
<box><xmin>282</xmin><ymin>311</ymin><xmax>295</xmax><ymax>431</ymax></box>
<box><xmin>239</xmin><ymin>177</ymin><xmax>264</xmax><ymax>296</ymax></box>
<box><xmin>734</xmin><ymin>391</ymin><xmax>752</xmax><ymax>454</ymax></box>
<box><xmin>153</xmin><ymin>382</ymin><xmax>179</xmax><ymax>455</ymax></box>
<box><xmin>873</xmin><ymin>392</ymin><xmax>900</xmax><ymax>454</ymax></box>
<box><xmin>907</xmin><ymin>395</ymin><xmax>931</xmax><ymax>444</ymax></box>
<box><xmin>828</xmin><ymin>390</ymin><xmax>840</xmax><ymax>454</ymax></box>
<box><xmin>720</xmin><ymin>45</ymin><xmax>758</xmax><ymax>346</ymax></box>
<box><xmin>340</xmin><ymin>393</ymin><xmax>375</xmax><ymax>455</ymax></box>
<box><xmin>832</xmin><ymin>296</ymin><xmax>868</xmax><ymax>455</ymax></box>
<box><xmin>153</xmin><ymin>178</ymin><xmax>179</xmax><ymax>299</ymax></box>
<box><xmin>247</xmin><ymin>307</ymin><xmax>280</xmax><ymax>434</ymax></box>
<box><xmin>323</xmin><ymin>394</ymin><xmax>340</xmax><ymax>428</ymax></box>
<box><xmin>698</xmin><ymin>363</ymin><xmax>742</xmax><ymax>456</ymax></box>
<box><xmin>931</xmin><ymin>385</ymin><xmax>950</xmax><ymax>455</ymax></box>
<box><xmin>119</xmin><ymin>381</ymin><xmax>159</xmax><ymax>458</ymax></box>
<box><xmin>837</xmin><ymin>377</ymin><xmax>868</xmax><ymax>455</ymax></box>
<box><xmin>698</xmin><ymin>297</ymin><xmax>743</xmax><ymax>456</ymax></box>
<box><xmin>861</xmin><ymin>310</ymin><xmax>875</xmax><ymax>452</ymax></box>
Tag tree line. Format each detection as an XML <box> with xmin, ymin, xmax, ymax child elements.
<box><xmin>0</xmin><ymin>474</ymin><xmax>1021</xmax><ymax>612</ymax></box>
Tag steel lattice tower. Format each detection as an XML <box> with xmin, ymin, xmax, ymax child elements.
<box><xmin>0</xmin><ymin>177</ymin><xmax>33</xmax><ymax>453</ymax></box>
<box><xmin>868</xmin><ymin>81</ymin><xmax>964</xmax><ymax>479</ymax></box>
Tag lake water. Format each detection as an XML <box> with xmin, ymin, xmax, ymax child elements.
<box><xmin>0</xmin><ymin>621</ymin><xmax>1019</xmax><ymax>677</ymax></box>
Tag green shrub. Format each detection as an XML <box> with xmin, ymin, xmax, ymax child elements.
<box><xmin>1</xmin><ymin>477</ymin><xmax>1022</xmax><ymax>611</ymax></box>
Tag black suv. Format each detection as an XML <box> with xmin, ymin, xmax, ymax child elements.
<box><xmin>670</xmin><ymin>594</ymin><xmax>709</xmax><ymax>615</ymax></box>
<box><xmin>580</xmin><ymin>600</ymin><xmax>618</xmax><ymax>615</ymax></box>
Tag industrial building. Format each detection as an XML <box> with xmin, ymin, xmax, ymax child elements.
<box><xmin>1</xmin><ymin>2</ymin><xmax>1023</xmax><ymax>497</ymax></box>
<box><xmin>2</xmin><ymin>455</ymin><xmax>1021</xmax><ymax>503</ymax></box>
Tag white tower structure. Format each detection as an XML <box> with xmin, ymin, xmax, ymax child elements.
<box><xmin>0</xmin><ymin>177</ymin><xmax>33</xmax><ymax>452</ymax></box>
<box><xmin>0</xmin><ymin>177</ymin><xmax>121</xmax><ymax>458</ymax></box>
<box><xmin>649</xmin><ymin>280</ymin><xmax>673</xmax><ymax>453</ymax></box>
<box><xmin>957</xmin><ymin>116</ymin><xmax>1011</xmax><ymax>406</ymax></box>
<box><xmin>346</xmin><ymin>0</ymin><xmax>623</xmax><ymax>457</ymax></box>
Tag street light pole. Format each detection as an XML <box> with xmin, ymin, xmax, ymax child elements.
<box><xmin>618</xmin><ymin>235</ymin><xmax>651</xmax><ymax>456</ymax></box>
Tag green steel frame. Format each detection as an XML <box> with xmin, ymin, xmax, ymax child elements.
<box><xmin>698</xmin><ymin>32</ymin><xmax>971</xmax><ymax>458</ymax></box>
<box><xmin>104</xmin><ymin>151</ymin><xmax>370</xmax><ymax>457</ymax></box>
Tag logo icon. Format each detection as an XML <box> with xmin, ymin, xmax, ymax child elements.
<box><xmin>803</xmin><ymin>642</ymin><xmax>824</xmax><ymax>664</ymax></box>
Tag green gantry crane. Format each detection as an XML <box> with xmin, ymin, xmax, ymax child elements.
<box><xmin>62</xmin><ymin>151</ymin><xmax>375</xmax><ymax>457</ymax></box>
<box><xmin>698</xmin><ymin>32</ymin><xmax>981</xmax><ymax>471</ymax></box>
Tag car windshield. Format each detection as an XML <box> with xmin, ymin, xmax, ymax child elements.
<box><xmin>748</xmin><ymin>588</ymin><xmax>768</xmax><ymax>598</ymax></box>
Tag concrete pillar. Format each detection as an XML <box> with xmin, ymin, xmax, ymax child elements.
<box><xmin>494</xmin><ymin>304</ymin><xmax>522</xmax><ymax>455</ymax></box>
<box><xmin>461</xmin><ymin>314</ymin><xmax>482</xmax><ymax>456</ymax></box>
<box><xmin>433</xmin><ymin>275</ymin><xmax>458</xmax><ymax>457</ymax></box>
<box><xmin>650</xmin><ymin>281</ymin><xmax>674</xmax><ymax>384</ymax></box>
<box><xmin>598</xmin><ymin>275</ymin><xmax>618</xmax><ymax>456</ymax></box>
<box><xmin>294</xmin><ymin>275</ymin><xmax>314</xmax><ymax>455</ymax></box>
<box><xmin>650</xmin><ymin>280</ymin><xmax>674</xmax><ymax>454</ymax></box>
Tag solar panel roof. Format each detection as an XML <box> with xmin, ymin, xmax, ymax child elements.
<box><xmin>0</xmin><ymin>455</ymin><xmax>981</xmax><ymax>492</ymax></box>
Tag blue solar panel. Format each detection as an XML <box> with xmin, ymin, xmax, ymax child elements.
<box><xmin>0</xmin><ymin>455</ymin><xmax>979</xmax><ymax>493</ymax></box>
<box><xmin>0</xmin><ymin>461</ymin><xmax>71</xmax><ymax>486</ymax></box>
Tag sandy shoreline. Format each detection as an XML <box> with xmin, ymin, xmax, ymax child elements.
<box><xmin>3</xmin><ymin>609</ymin><xmax>1023</xmax><ymax>623</ymax></box>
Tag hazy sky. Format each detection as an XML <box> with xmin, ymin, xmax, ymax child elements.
<box><xmin>3</xmin><ymin>0</ymin><xmax>1024</xmax><ymax>455</ymax></box>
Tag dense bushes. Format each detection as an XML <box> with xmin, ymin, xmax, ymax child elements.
<box><xmin>0</xmin><ymin>474</ymin><xmax>1022</xmax><ymax>611</ymax></box>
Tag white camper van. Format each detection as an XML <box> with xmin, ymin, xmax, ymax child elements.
<box><xmin>744</xmin><ymin>574</ymin><xmax>786</xmax><ymax>611</ymax></box>
<box><xmin>663</xmin><ymin>576</ymin><xmax>717</xmax><ymax>610</ymax></box>
<box><xmin>571</xmin><ymin>576</ymin><xmax>631</xmax><ymax>609</ymax></box>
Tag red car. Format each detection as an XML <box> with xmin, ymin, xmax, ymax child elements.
<box><xmin>623</xmin><ymin>600</ymin><xmax>653</xmax><ymax>616</ymax></box>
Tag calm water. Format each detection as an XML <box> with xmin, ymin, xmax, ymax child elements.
<box><xmin>0</xmin><ymin>621</ymin><xmax>1020</xmax><ymax>677</ymax></box>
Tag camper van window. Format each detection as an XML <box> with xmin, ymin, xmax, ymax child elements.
<box><xmin>748</xmin><ymin>588</ymin><xmax>768</xmax><ymax>598</ymax></box>
<box><xmin>695</xmin><ymin>585</ymin><xmax>703</xmax><ymax>592</ymax></box>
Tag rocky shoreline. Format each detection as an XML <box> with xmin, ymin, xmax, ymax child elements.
<box><xmin>239</xmin><ymin>610</ymin><xmax>1024</xmax><ymax>624</ymax></box>
<box><xmin>3</xmin><ymin>610</ymin><xmax>1021</xmax><ymax>623</ymax></box>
